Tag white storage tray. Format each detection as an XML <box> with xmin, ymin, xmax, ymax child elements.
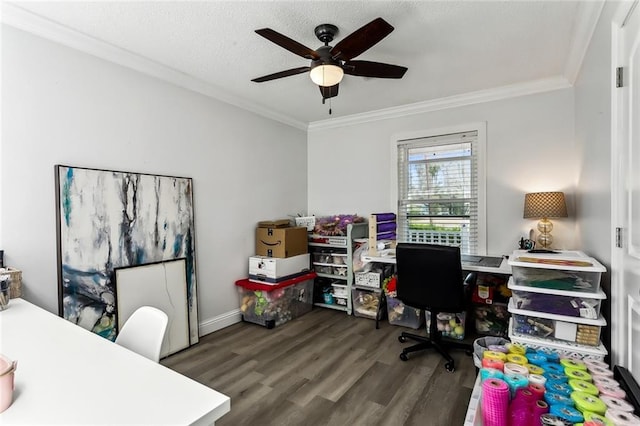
<box><xmin>507</xmin><ymin>277</ymin><xmax>606</xmax><ymax>298</ymax></box>
<box><xmin>508</xmin><ymin>318</ymin><xmax>607</xmax><ymax>360</ymax></box>
<box><xmin>507</xmin><ymin>298</ymin><xmax>606</xmax><ymax>326</ymax></box>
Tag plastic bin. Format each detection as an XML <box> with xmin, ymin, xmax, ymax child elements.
<box><xmin>386</xmin><ymin>294</ymin><xmax>423</xmax><ymax>329</ymax></box>
<box><xmin>352</xmin><ymin>289</ymin><xmax>382</xmax><ymax>319</ymax></box>
<box><xmin>510</xmin><ymin>287</ymin><xmax>604</xmax><ymax>319</ymax></box>
<box><xmin>508</xmin><ymin>251</ymin><xmax>605</xmax><ymax>293</ymax></box>
<box><xmin>236</xmin><ymin>272</ymin><xmax>316</xmax><ymax>328</ymax></box>
<box><xmin>426</xmin><ymin>311</ymin><xmax>467</xmax><ymax>340</ymax></box>
<box><xmin>473</xmin><ymin>303</ymin><xmax>509</xmax><ymax>337</ymax></box>
<box><xmin>510</xmin><ymin>309</ymin><xmax>604</xmax><ymax>347</ymax></box>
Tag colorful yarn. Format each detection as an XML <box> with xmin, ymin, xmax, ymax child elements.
<box><xmin>597</xmin><ymin>383</ymin><xmax>626</xmax><ymax>399</ymax></box>
<box><xmin>484</xmin><ymin>350</ymin><xmax>508</xmax><ymax>361</ymax></box>
<box><xmin>544</xmin><ymin>372</ymin><xmax>568</xmax><ymax>384</ymax></box>
<box><xmin>592</xmin><ymin>375</ymin><xmax>619</xmax><ymax>388</ymax></box>
<box><xmin>589</xmin><ymin>365</ymin><xmax>614</xmax><ymax>378</ymax></box>
<box><xmin>599</xmin><ymin>395</ymin><xmax>635</xmax><ymax>412</ymax></box>
<box><xmin>568</xmin><ymin>379</ymin><xmax>599</xmax><ymax>395</ymax></box>
<box><xmin>504</xmin><ymin>373</ymin><xmax>529</xmax><ymax>398</ymax></box>
<box><xmin>583</xmin><ymin>411</ymin><xmax>614</xmax><ymax>426</ymax></box>
<box><xmin>584</xmin><ymin>359</ymin><xmax>609</xmax><ymax>371</ymax></box>
<box><xmin>605</xmin><ymin>409</ymin><xmax>640</xmax><ymax>425</ymax></box>
<box><xmin>540</xmin><ymin>413</ymin><xmax>573</xmax><ymax>425</ymax></box>
<box><xmin>528</xmin><ymin>382</ymin><xmax>546</xmax><ymax>400</ymax></box>
<box><xmin>514</xmin><ymin>387</ymin><xmax>537</xmax><ymax>405</ymax></box>
<box><xmin>532</xmin><ymin>399</ymin><xmax>550</xmax><ymax>420</ymax></box>
<box><xmin>527</xmin><ymin>364</ymin><xmax>545</xmax><ymax>375</ymax></box>
<box><xmin>506</xmin><ymin>353</ymin><xmax>528</xmax><ymax>365</ymax></box>
<box><xmin>542</xmin><ymin>363</ymin><xmax>565</xmax><ymax>375</ymax></box>
<box><xmin>538</xmin><ymin>349</ymin><xmax>560</xmax><ymax>363</ymax></box>
<box><xmin>565</xmin><ymin>367</ymin><xmax>592</xmax><ymax>382</ymax></box>
<box><xmin>560</xmin><ymin>358</ymin><xmax>587</xmax><ymax>371</ymax></box>
<box><xmin>527</xmin><ymin>352</ymin><xmax>549</xmax><ymax>366</ymax></box>
<box><xmin>503</xmin><ymin>362</ymin><xmax>529</xmax><ymax>376</ymax></box>
<box><xmin>480</xmin><ymin>367</ymin><xmax>504</xmax><ymax>382</ymax></box>
<box><xmin>482</xmin><ymin>378</ymin><xmax>510</xmax><ymax>426</ymax></box>
<box><xmin>529</xmin><ymin>373</ymin><xmax>547</xmax><ymax>386</ymax></box>
<box><xmin>482</xmin><ymin>357</ymin><xmax>505</xmax><ymax>371</ymax></box>
<box><xmin>545</xmin><ymin>391</ymin><xmax>574</xmax><ymax>407</ymax></box>
<box><xmin>488</xmin><ymin>344</ymin><xmax>509</xmax><ymax>353</ymax></box>
<box><xmin>506</xmin><ymin>342</ymin><xmax>527</xmax><ymax>355</ymax></box>
<box><xmin>546</xmin><ymin>381</ymin><xmax>572</xmax><ymax>396</ymax></box>
<box><xmin>571</xmin><ymin>391</ymin><xmax>607</xmax><ymax>415</ymax></box>
<box><xmin>550</xmin><ymin>404</ymin><xmax>584</xmax><ymax>424</ymax></box>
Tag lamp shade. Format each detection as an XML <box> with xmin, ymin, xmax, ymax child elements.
<box><xmin>309</xmin><ymin>64</ymin><xmax>344</xmax><ymax>87</ymax></box>
<box><xmin>523</xmin><ymin>192</ymin><xmax>568</xmax><ymax>219</ymax></box>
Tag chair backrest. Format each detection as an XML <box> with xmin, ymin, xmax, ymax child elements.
<box><xmin>115</xmin><ymin>306</ymin><xmax>168</xmax><ymax>362</ymax></box>
<box><xmin>395</xmin><ymin>243</ymin><xmax>465</xmax><ymax>312</ymax></box>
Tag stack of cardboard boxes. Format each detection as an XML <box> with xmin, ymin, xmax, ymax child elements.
<box><xmin>235</xmin><ymin>220</ymin><xmax>315</xmax><ymax>328</ymax></box>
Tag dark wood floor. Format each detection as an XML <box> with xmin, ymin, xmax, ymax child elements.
<box><xmin>162</xmin><ymin>308</ymin><xmax>477</xmax><ymax>426</ymax></box>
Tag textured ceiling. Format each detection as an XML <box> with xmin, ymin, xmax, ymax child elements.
<box><xmin>4</xmin><ymin>1</ymin><xmax>597</xmax><ymax>127</ymax></box>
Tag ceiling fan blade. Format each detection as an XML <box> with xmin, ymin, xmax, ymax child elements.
<box><xmin>330</xmin><ymin>18</ymin><xmax>394</xmax><ymax>61</ymax></box>
<box><xmin>319</xmin><ymin>84</ymin><xmax>339</xmax><ymax>100</ymax></box>
<box><xmin>255</xmin><ymin>28</ymin><xmax>320</xmax><ymax>60</ymax></box>
<box><xmin>252</xmin><ymin>66</ymin><xmax>310</xmax><ymax>83</ymax></box>
<box><xmin>343</xmin><ymin>60</ymin><xmax>407</xmax><ymax>79</ymax></box>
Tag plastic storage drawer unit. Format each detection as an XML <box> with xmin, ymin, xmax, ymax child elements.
<box><xmin>508</xmin><ymin>299</ymin><xmax>605</xmax><ymax>346</ymax></box>
<box><xmin>236</xmin><ymin>272</ymin><xmax>316</xmax><ymax>329</ymax></box>
<box><xmin>508</xmin><ymin>251</ymin><xmax>605</xmax><ymax>293</ymax></box>
<box><xmin>508</xmin><ymin>278</ymin><xmax>605</xmax><ymax>319</ymax></box>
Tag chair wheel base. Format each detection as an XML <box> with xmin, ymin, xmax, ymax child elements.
<box><xmin>400</xmin><ymin>352</ymin><xmax>409</xmax><ymax>361</ymax></box>
<box><xmin>445</xmin><ymin>361</ymin><xmax>455</xmax><ymax>372</ymax></box>
<box><xmin>398</xmin><ymin>336</ymin><xmax>407</xmax><ymax>343</ymax></box>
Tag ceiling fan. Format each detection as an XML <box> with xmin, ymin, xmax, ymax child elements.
<box><xmin>251</xmin><ymin>17</ymin><xmax>408</xmax><ymax>103</ymax></box>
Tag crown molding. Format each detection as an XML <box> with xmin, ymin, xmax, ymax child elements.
<box><xmin>0</xmin><ymin>3</ymin><xmax>308</xmax><ymax>131</ymax></box>
<box><xmin>308</xmin><ymin>76</ymin><xmax>572</xmax><ymax>132</ymax></box>
<box><xmin>563</xmin><ymin>0</ymin><xmax>606</xmax><ymax>84</ymax></box>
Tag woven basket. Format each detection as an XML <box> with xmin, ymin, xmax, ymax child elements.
<box><xmin>1</xmin><ymin>267</ymin><xmax>22</xmax><ymax>298</ymax></box>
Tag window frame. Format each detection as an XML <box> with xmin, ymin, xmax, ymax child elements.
<box><xmin>390</xmin><ymin>122</ymin><xmax>487</xmax><ymax>255</ymax></box>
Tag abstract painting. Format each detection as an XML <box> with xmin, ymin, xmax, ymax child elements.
<box><xmin>55</xmin><ymin>165</ymin><xmax>198</xmax><ymax>346</ymax></box>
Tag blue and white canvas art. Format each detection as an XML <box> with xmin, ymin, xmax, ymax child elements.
<box><xmin>55</xmin><ymin>165</ymin><xmax>198</xmax><ymax>345</ymax></box>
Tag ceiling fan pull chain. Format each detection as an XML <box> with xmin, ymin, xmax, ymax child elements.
<box><xmin>329</xmin><ymin>98</ymin><xmax>332</xmax><ymax>115</ymax></box>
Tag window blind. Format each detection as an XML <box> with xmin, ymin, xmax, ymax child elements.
<box><xmin>397</xmin><ymin>131</ymin><xmax>479</xmax><ymax>254</ymax></box>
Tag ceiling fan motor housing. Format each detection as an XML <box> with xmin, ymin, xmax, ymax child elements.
<box><xmin>314</xmin><ymin>24</ymin><xmax>339</xmax><ymax>44</ymax></box>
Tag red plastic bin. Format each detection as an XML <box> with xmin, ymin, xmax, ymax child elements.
<box><xmin>235</xmin><ymin>272</ymin><xmax>316</xmax><ymax>329</ymax></box>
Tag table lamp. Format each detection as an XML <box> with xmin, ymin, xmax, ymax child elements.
<box><xmin>523</xmin><ymin>191</ymin><xmax>568</xmax><ymax>249</ymax></box>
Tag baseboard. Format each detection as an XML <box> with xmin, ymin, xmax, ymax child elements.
<box><xmin>199</xmin><ymin>308</ymin><xmax>242</xmax><ymax>336</ymax></box>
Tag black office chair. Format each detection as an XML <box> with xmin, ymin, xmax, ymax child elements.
<box><xmin>395</xmin><ymin>243</ymin><xmax>475</xmax><ymax>372</ymax></box>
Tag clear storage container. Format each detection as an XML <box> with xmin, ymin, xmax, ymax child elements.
<box><xmin>508</xmin><ymin>299</ymin><xmax>605</xmax><ymax>346</ymax></box>
<box><xmin>236</xmin><ymin>272</ymin><xmax>315</xmax><ymax>329</ymax></box>
<box><xmin>508</xmin><ymin>251</ymin><xmax>605</xmax><ymax>293</ymax></box>
<box><xmin>510</xmin><ymin>286</ymin><xmax>604</xmax><ymax>319</ymax></box>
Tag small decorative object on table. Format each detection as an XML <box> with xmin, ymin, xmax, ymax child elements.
<box><xmin>0</xmin><ymin>268</ymin><xmax>21</xmax><ymax>299</ymax></box>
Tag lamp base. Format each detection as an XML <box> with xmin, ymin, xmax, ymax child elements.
<box><xmin>537</xmin><ymin>218</ymin><xmax>554</xmax><ymax>249</ymax></box>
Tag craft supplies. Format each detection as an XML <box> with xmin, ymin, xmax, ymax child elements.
<box><xmin>506</xmin><ymin>353</ymin><xmax>528</xmax><ymax>365</ymax></box>
<box><xmin>560</xmin><ymin>358</ymin><xmax>587</xmax><ymax>370</ymax></box>
<box><xmin>568</xmin><ymin>379</ymin><xmax>599</xmax><ymax>395</ymax></box>
<box><xmin>528</xmin><ymin>373</ymin><xmax>547</xmax><ymax>386</ymax></box>
<box><xmin>540</xmin><ymin>413</ymin><xmax>573</xmax><ymax>425</ymax></box>
<box><xmin>550</xmin><ymin>404</ymin><xmax>584</xmax><ymax>424</ymax></box>
<box><xmin>482</xmin><ymin>357</ymin><xmax>505</xmax><ymax>371</ymax></box>
<box><xmin>605</xmin><ymin>409</ymin><xmax>640</xmax><ymax>425</ymax></box>
<box><xmin>480</xmin><ymin>367</ymin><xmax>505</xmax><ymax>382</ymax></box>
<box><xmin>565</xmin><ymin>367</ymin><xmax>592</xmax><ymax>382</ymax></box>
<box><xmin>482</xmin><ymin>378</ymin><xmax>510</xmax><ymax>426</ymax></box>
<box><xmin>599</xmin><ymin>395</ymin><xmax>635</xmax><ymax>412</ymax></box>
<box><xmin>545</xmin><ymin>391</ymin><xmax>574</xmax><ymax>407</ymax></box>
<box><xmin>570</xmin><ymin>391</ymin><xmax>607</xmax><ymax>415</ymax></box>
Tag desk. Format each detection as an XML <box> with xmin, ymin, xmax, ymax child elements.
<box><xmin>0</xmin><ymin>299</ymin><xmax>230</xmax><ymax>425</ymax></box>
<box><xmin>362</xmin><ymin>250</ymin><xmax>512</xmax><ymax>275</ymax></box>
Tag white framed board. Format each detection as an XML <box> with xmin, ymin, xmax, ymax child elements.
<box><xmin>115</xmin><ymin>258</ymin><xmax>190</xmax><ymax>357</ymax></box>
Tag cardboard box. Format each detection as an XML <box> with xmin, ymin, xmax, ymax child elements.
<box><xmin>249</xmin><ymin>253</ymin><xmax>310</xmax><ymax>284</ymax></box>
<box><xmin>256</xmin><ymin>224</ymin><xmax>308</xmax><ymax>258</ymax></box>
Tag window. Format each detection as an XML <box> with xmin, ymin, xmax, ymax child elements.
<box><xmin>396</xmin><ymin>126</ymin><xmax>486</xmax><ymax>254</ymax></box>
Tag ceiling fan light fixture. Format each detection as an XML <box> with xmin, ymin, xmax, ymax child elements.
<box><xmin>309</xmin><ymin>64</ymin><xmax>344</xmax><ymax>87</ymax></box>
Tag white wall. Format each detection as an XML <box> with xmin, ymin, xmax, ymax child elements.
<box><xmin>573</xmin><ymin>0</ymin><xmax>617</xmax><ymax>358</ymax></box>
<box><xmin>0</xmin><ymin>25</ymin><xmax>307</xmax><ymax>332</ymax></box>
<box><xmin>308</xmin><ymin>89</ymin><xmax>577</xmax><ymax>256</ymax></box>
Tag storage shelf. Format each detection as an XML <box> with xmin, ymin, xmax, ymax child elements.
<box><xmin>508</xmin><ymin>298</ymin><xmax>607</xmax><ymax>326</ymax></box>
<box><xmin>508</xmin><ymin>318</ymin><xmax>607</xmax><ymax>359</ymax></box>
<box><xmin>314</xmin><ymin>302</ymin><xmax>348</xmax><ymax>312</ymax></box>
<box><xmin>316</xmin><ymin>272</ymin><xmax>347</xmax><ymax>280</ymax></box>
<box><xmin>507</xmin><ymin>277</ymin><xmax>606</xmax><ymax>299</ymax></box>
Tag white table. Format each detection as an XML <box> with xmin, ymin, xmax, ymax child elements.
<box><xmin>0</xmin><ymin>298</ymin><xmax>230</xmax><ymax>425</ymax></box>
<box><xmin>362</xmin><ymin>250</ymin><xmax>512</xmax><ymax>275</ymax></box>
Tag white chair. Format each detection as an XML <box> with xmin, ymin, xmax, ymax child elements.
<box><xmin>115</xmin><ymin>306</ymin><xmax>168</xmax><ymax>362</ymax></box>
